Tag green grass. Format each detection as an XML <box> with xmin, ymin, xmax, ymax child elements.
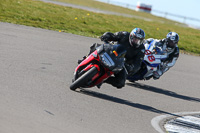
<box><xmin>56</xmin><ymin>0</ymin><xmax>186</xmax><ymax>26</ymax></box>
<box><xmin>0</xmin><ymin>0</ymin><xmax>200</xmax><ymax>55</ymax></box>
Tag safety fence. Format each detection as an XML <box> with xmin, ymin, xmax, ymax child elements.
<box><xmin>96</xmin><ymin>0</ymin><xmax>200</xmax><ymax>27</ymax></box>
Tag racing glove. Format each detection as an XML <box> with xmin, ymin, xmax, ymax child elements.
<box><xmin>100</xmin><ymin>32</ymin><xmax>114</xmax><ymax>42</ymax></box>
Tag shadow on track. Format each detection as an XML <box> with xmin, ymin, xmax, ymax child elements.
<box><xmin>76</xmin><ymin>88</ymin><xmax>180</xmax><ymax>117</ymax></box>
<box><xmin>126</xmin><ymin>82</ymin><xmax>200</xmax><ymax>102</ymax></box>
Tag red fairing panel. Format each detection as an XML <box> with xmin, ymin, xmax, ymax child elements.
<box><xmin>75</xmin><ymin>50</ymin><xmax>100</xmax><ymax>72</ymax></box>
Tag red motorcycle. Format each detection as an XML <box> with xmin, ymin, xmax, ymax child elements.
<box><xmin>70</xmin><ymin>43</ymin><xmax>126</xmax><ymax>90</ymax></box>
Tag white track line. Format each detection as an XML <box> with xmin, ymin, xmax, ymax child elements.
<box><xmin>151</xmin><ymin>111</ymin><xmax>200</xmax><ymax>133</ymax></box>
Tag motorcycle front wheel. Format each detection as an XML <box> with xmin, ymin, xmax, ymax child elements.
<box><xmin>70</xmin><ymin>67</ymin><xmax>98</xmax><ymax>90</ymax></box>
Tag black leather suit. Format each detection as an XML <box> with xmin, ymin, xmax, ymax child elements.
<box><xmin>101</xmin><ymin>31</ymin><xmax>145</xmax><ymax>75</ymax></box>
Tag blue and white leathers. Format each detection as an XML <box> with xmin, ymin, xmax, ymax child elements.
<box><xmin>127</xmin><ymin>39</ymin><xmax>168</xmax><ymax>82</ymax></box>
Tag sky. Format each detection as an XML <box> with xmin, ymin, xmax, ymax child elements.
<box><xmin>97</xmin><ymin>0</ymin><xmax>200</xmax><ymax>29</ymax></box>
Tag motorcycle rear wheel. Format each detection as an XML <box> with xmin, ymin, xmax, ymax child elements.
<box><xmin>70</xmin><ymin>67</ymin><xmax>98</xmax><ymax>90</ymax></box>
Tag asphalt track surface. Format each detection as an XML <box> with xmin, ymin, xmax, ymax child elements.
<box><xmin>0</xmin><ymin>22</ymin><xmax>200</xmax><ymax>133</ymax></box>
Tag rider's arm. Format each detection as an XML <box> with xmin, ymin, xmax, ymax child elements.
<box><xmin>127</xmin><ymin>47</ymin><xmax>145</xmax><ymax>75</ymax></box>
<box><xmin>100</xmin><ymin>31</ymin><xmax>129</xmax><ymax>42</ymax></box>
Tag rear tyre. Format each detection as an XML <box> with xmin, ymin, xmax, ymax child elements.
<box><xmin>70</xmin><ymin>67</ymin><xmax>98</xmax><ymax>90</ymax></box>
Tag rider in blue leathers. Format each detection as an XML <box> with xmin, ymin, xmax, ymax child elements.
<box><xmin>145</xmin><ymin>32</ymin><xmax>180</xmax><ymax>80</ymax></box>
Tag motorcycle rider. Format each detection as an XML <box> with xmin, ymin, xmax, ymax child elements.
<box><xmin>84</xmin><ymin>28</ymin><xmax>146</xmax><ymax>88</ymax></box>
<box><xmin>146</xmin><ymin>32</ymin><xmax>179</xmax><ymax>80</ymax></box>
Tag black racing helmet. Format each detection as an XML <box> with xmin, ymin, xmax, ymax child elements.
<box><xmin>129</xmin><ymin>28</ymin><xmax>145</xmax><ymax>48</ymax></box>
<box><xmin>166</xmin><ymin>32</ymin><xmax>179</xmax><ymax>48</ymax></box>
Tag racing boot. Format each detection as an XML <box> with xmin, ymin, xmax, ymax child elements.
<box><xmin>96</xmin><ymin>82</ymin><xmax>103</xmax><ymax>89</ymax></box>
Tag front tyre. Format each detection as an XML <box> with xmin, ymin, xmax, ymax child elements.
<box><xmin>70</xmin><ymin>67</ymin><xmax>98</xmax><ymax>90</ymax></box>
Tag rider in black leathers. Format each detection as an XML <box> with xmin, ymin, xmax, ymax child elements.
<box><xmin>79</xmin><ymin>28</ymin><xmax>145</xmax><ymax>88</ymax></box>
<box><xmin>99</xmin><ymin>28</ymin><xmax>146</xmax><ymax>88</ymax></box>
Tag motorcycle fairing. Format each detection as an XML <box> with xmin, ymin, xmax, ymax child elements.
<box><xmin>74</xmin><ymin>50</ymin><xmax>114</xmax><ymax>87</ymax></box>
